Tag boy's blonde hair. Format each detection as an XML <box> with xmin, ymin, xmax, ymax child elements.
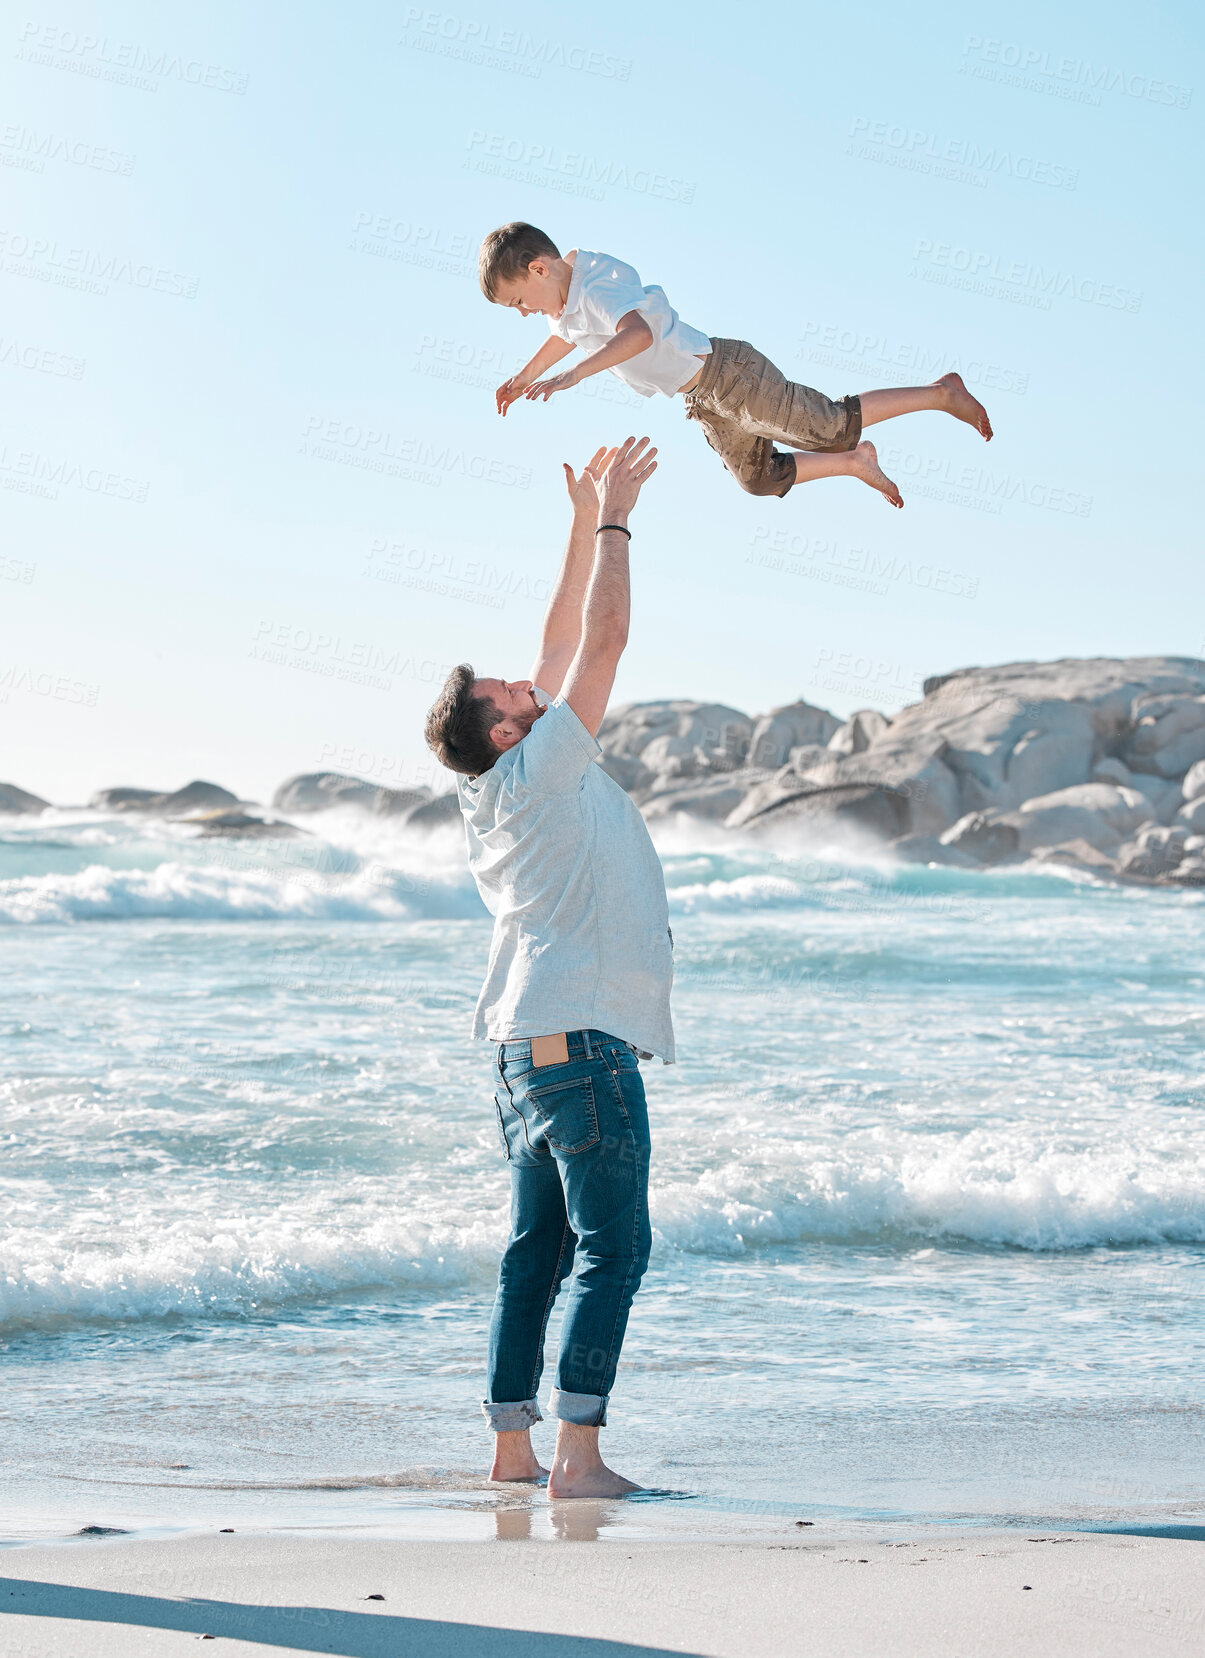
<box><xmin>478</xmin><ymin>222</ymin><xmax>560</xmax><ymax>301</ymax></box>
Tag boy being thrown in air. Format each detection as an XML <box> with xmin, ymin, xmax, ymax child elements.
<box><xmin>480</xmin><ymin>221</ymin><xmax>993</xmax><ymax>508</ymax></box>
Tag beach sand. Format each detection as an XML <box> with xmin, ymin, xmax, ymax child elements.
<box><xmin>1</xmin><ymin>1524</ymin><xmax>1201</xmax><ymax>1657</ymax></box>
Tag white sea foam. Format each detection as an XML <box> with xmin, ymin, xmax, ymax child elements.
<box><xmin>4</xmin><ymin>1133</ymin><xmax>1202</xmax><ymax>1335</ymax></box>
<box><xmin>0</xmin><ymin>857</ymin><xmax>483</xmax><ymax>924</ymax></box>
<box><xmin>667</xmin><ymin>873</ymin><xmax>810</xmax><ymax>912</ymax></box>
<box><xmin>3</xmin><ymin>862</ymin><xmax>384</xmax><ymax>923</ymax></box>
<box><xmin>0</xmin><ymin>1209</ymin><xmax>507</xmax><ymax>1333</ymax></box>
<box><xmin>652</xmin><ymin>1133</ymin><xmax>1205</xmax><ymax>1254</ymax></box>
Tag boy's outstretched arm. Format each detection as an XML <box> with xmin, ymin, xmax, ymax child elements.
<box><xmin>525</xmin><ymin>311</ymin><xmax>653</xmax><ymax>403</ymax></box>
<box><xmin>496</xmin><ymin>336</ymin><xmax>576</xmax><ymax>415</ymax></box>
<box><xmin>528</xmin><ymin>447</ymin><xmax>615</xmax><ymax>698</ymax></box>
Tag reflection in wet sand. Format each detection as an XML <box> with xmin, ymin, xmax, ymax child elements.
<box><xmin>494</xmin><ymin>1507</ymin><xmax>534</xmax><ymax>1541</ymax></box>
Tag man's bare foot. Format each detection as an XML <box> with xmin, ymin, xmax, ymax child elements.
<box><xmin>849</xmin><ymin>440</ymin><xmax>903</xmax><ymax>508</ymax></box>
<box><xmin>547</xmin><ymin>1461</ymin><xmax>641</xmax><ymax>1499</ymax></box>
<box><xmin>937</xmin><ymin>371</ymin><xmax>993</xmax><ymax>440</ymax></box>
<box><xmin>489</xmin><ymin>1427</ymin><xmax>548</xmax><ymax>1484</ymax></box>
<box><xmin>546</xmin><ymin>1422</ymin><xmax>642</xmax><ymax>1499</ymax></box>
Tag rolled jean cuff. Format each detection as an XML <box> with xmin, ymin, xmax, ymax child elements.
<box><xmin>482</xmin><ymin>1397</ymin><xmax>542</xmax><ymax>1432</ymax></box>
<box><xmin>548</xmin><ymin>1387</ymin><xmax>609</xmax><ymax>1427</ymax></box>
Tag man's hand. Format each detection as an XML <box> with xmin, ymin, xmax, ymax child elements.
<box><xmin>593</xmin><ymin>435</ymin><xmax>658</xmax><ymax>523</ymax></box>
<box><xmin>496</xmin><ymin>374</ymin><xmax>531</xmax><ymax>417</ymax></box>
<box><xmin>524</xmin><ymin>368</ymin><xmax>580</xmax><ymax>404</ymax></box>
<box><xmin>562</xmin><ymin>446</ymin><xmax>616</xmax><ymax>517</ymax></box>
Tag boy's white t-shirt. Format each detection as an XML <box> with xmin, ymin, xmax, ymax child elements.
<box><xmin>548</xmin><ymin>249</ymin><xmax>711</xmax><ymax>398</ymax></box>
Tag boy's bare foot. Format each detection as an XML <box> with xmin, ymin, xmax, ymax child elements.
<box><xmin>489</xmin><ymin>1428</ymin><xmax>548</xmax><ymax>1484</ymax></box>
<box><xmin>849</xmin><ymin>440</ymin><xmax>903</xmax><ymax>508</ymax></box>
<box><xmin>546</xmin><ymin>1422</ymin><xmax>642</xmax><ymax>1499</ymax></box>
<box><xmin>937</xmin><ymin>372</ymin><xmax>993</xmax><ymax>440</ymax></box>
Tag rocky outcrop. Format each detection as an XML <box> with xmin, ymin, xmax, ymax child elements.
<box><xmin>0</xmin><ymin>782</ymin><xmax>49</xmax><ymax>814</ymax></box>
<box><xmin>272</xmin><ymin>772</ymin><xmax>432</xmax><ymax>818</ymax></box>
<box><xmin>404</xmin><ymin>793</ymin><xmax>461</xmax><ymax>830</ymax></box>
<box><xmin>746</xmin><ymin>701</ymin><xmax>839</xmax><ymax>769</ymax></box>
<box><xmin>90</xmin><ymin>781</ymin><xmax>241</xmax><ymax>816</ymax></box>
<box><xmin>1114</xmin><ymin>824</ymin><xmax>1190</xmax><ymax>880</ymax></box>
<box><xmin>1124</xmin><ymin>693</ymin><xmax>1205</xmax><ymax>778</ymax></box>
<box><xmin>192</xmin><ymin>811</ymin><xmax>305</xmax><ymax>839</ymax></box>
<box><xmin>55</xmin><ymin>656</ymin><xmax>1205</xmax><ymax>884</ymax></box>
<box><xmin>597</xmin><ymin>657</ymin><xmax>1205</xmax><ymax>887</ymax></box>
<box><xmin>827</xmin><ymin>709</ymin><xmax>889</xmax><ymax>756</ymax></box>
<box><xmin>270</xmin><ymin>771</ymin><xmax>455</xmax><ymax>828</ymax></box>
<box><xmin>1011</xmin><ymin>782</ymin><xmax>1153</xmax><ymax>854</ymax></box>
<box><xmin>1181</xmin><ymin>759</ymin><xmax>1205</xmax><ymax>803</ymax></box>
<box><xmin>597</xmin><ymin>701</ymin><xmax>753</xmax><ymax>800</ymax></box>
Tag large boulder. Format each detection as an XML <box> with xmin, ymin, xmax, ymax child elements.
<box><xmin>729</xmin><ymin>731</ymin><xmax>960</xmax><ymax>839</ymax></box>
<box><xmin>1114</xmin><ymin>824</ymin><xmax>1189</xmax><ymax>880</ymax></box>
<box><xmin>192</xmin><ymin>811</ymin><xmax>304</xmax><ymax>840</ymax></box>
<box><xmin>827</xmin><ymin>709</ymin><xmax>890</xmax><ymax>756</ymax></box>
<box><xmin>890</xmin><ymin>832</ymin><xmax>981</xmax><ymax>868</ymax></box>
<box><xmin>746</xmin><ymin>701</ymin><xmax>839</xmax><ymax>769</ymax></box>
<box><xmin>609</xmin><ymin>661</ymin><xmax>1205</xmax><ymax>846</ymax></box>
<box><xmin>729</xmin><ymin>781</ymin><xmax>910</xmax><ymax>841</ymax></box>
<box><xmin>598</xmin><ymin>701</ymin><xmax>752</xmax><ymax>800</ymax></box>
<box><xmin>891</xmin><ymin>658</ymin><xmax>1205</xmax><ymax>815</ymax></box>
<box><xmin>0</xmin><ymin>782</ymin><xmax>50</xmax><ymax>814</ymax></box>
<box><xmin>404</xmin><ymin>793</ymin><xmax>461</xmax><ymax>830</ymax></box>
<box><xmin>930</xmin><ymin>696</ymin><xmax>1096</xmax><ymax>814</ymax></box>
<box><xmin>1009</xmin><ymin>782</ymin><xmax>1153</xmax><ymax>854</ymax></box>
<box><xmin>843</xmin><ymin>737</ymin><xmax>962</xmax><ymax>835</ymax></box>
<box><xmin>1091</xmin><ymin>760</ymin><xmax>1182</xmax><ymax>824</ymax></box>
<box><xmin>1031</xmin><ymin>838</ymin><xmax>1119</xmax><ymax>873</ymax></box>
<box><xmin>641</xmin><ymin>772</ymin><xmax>768</xmax><ymax>822</ymax></box>
<box><xmin>940</xmin><ymin>812</ymin><xmax>1021</xmax><ymax>863</ymax></box>
<box><xmin>1176</xmin><ymin>796</ymin><xmax>1205</xmax><ymax>835</ymax></box>
<box><xmin>1124</xmin><ymin>694</ymin><xmax>1205</xmax><ymax>778</ymax></box>
<box><xmin>161</xmin><ymin>781</ymin><xmax>242</xmax><ymax>816</ymax></box>
<box><xmin>1180</xmin><ymin>758</ymin><xmax>1205</xmax><ymax>802</ymax></box>
<box><xmin>272</xmin><ymin>772</ymin><xmax>431</xmax><ymax>817</ymax></box>
<box><xmin>90</xmin><ymin>787</ymin><xmax>164</xmax><ymax>811</ymax></box>
<box><xmin>90</xmin><ymin>780</ymin><xmax>240</xmax><ymax>816</ymax></box>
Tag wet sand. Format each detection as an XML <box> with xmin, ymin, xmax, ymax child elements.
<box><xmin>1</xmin><ymin>1523</ymin><xmax>1202</xmax><ymax>1656</ymax></box>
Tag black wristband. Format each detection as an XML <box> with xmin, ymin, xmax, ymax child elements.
<box><xmin>595</xmin><ymin>523</ymin><xmax>631</xmax><ymax>539</ymax></box>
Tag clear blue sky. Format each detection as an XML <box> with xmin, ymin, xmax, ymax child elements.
<box><xmin>4</xmin><ymin>0</ymin><xmax>1202</xmax><ymax>803</ymax></box>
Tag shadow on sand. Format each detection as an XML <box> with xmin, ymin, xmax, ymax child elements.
<box><xmin>1</xmin><ymin>1576</ymin><xmax>703</xmax><ymax>1658</ymax></box>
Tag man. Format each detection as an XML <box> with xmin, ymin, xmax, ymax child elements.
<box><xmin>424</xmin><ymin>436</ymin><xmax>671</xmax><ymax>1498</ymax></box>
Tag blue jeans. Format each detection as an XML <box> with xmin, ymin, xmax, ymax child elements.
<box><xmin>483</xmin><ymin>1029</ymin><xmax>651</xmax><ymax>1432</ymax></box>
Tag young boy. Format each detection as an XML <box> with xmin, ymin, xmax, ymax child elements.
<box><xmin>479</xmin><ymin>221</ymin><xmax>993</xmax><ymax>508</ymax></box>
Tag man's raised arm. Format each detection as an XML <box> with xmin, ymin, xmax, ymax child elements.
<box><xmin>528</xmin><ymin>446</ymin><xmax>615</xmax><ymax>700</ymax></box>
<box><xmin>560</xmin><ymin>437</ymin><xmax>658</xmax><ymax>738</ymax></box>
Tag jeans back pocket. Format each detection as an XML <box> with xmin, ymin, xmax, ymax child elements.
<box><xmin>524</xmin><ymin>1075</ymin><xmax>600</xmax><ymax>1156</ymax></box>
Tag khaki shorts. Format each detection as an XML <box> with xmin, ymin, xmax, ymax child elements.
<box><xmin>684</xmin><ymin>337</ymin><xmax>861</xmax><ymax>498</ymax></box>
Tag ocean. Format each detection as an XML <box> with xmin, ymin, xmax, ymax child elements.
<box><xmin>3</xmin><ymin>805</ymin><xmax>1204</xmax><ymax>1541</ymax></box>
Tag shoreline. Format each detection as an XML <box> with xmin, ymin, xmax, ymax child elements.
<box><xmin>2</xmin><ymin>1523</ymin><xmax>1202</xmax><ymax>1657</ymax></box>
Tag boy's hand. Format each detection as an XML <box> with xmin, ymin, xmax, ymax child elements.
<box><xmin>594</xmin><ymin>436</ymin><xmax>657</xmax><ymax>522</ymax></box>
<box><xmin>525</xmin><ymin>368</ymin><xmax>580</xmax><ymax>403</ymax></box>
<box><xmin>562</xmin><ymin>446</ymin><xmax>617</xmax><ymax>516</ymax></box>
<box><xmin>496</xmin><ymin>375</ymin><xmax>530</xmax><ymax>417</ymax></box>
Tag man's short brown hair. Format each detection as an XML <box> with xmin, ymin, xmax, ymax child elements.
<box><xmin>424</xmin><ymin>663</ymin><xmax>502</xmax><ymax>776</ymax></box>
<box><xmin>478</xmin><ymin>222</ymin><xmax>560</xmax><ymax>301</ymax></box>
